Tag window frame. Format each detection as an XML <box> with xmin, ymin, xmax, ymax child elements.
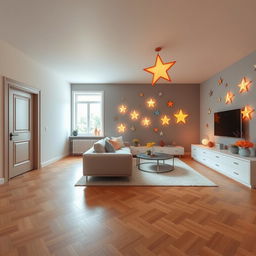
<box><xmin>72</xmin><ymin>90</ymin><xmax>104</xmax><ymax>137</ymax></box>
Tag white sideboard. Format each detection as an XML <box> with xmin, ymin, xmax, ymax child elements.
<box><xmin>131</xmin><ymin>146</ymin><xmax>184</xmax><ymax>156</ymax></box>
<box><xmin>191</xmin><ymin>144</ymin><xmax>256</xmax><ymax>188</ymax></box>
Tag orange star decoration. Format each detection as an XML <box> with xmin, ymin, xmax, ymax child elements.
<box><xmin>117</xmin><ymin>123</ymin><xmax>126</xmax><ymax>133</ymax></box>
<box><xmin>153</xmin><ymin>128</ymin><xmax>159</xmax><ymax>133</ymax></box>
<box><xmin>161</xmin><ymin>115</ymin><xmax>170</xmax><ymax>125</ymax></box>
<box><xmin>225</xmin><ymin>91</ymin><xmax>235</xmax><ymax>104</ymax></box>
<box><xmin>119</xmin><ymin>104</ymin><xmax>127</xmax><ymax>114</ymax></box>
<box><xmin>130</xmin><ymin>110</ymin><xmax>139</xmax><ymax>120</ymax></box>
<box><xmin>174</xmin><ymin>109</ymin><xmax>188</xmax><ymax>124</ymax></box>
<box><xmin>144</xmin><ymin>54</ymin><xmax>176</xmax><ymax>86</ymax></box>
<box><xmin>141</xmin><ymin>117</ymin><xmax>151</xmax><ymax>127</ymax></box>
<box><xmin>238</xmin><ymin>77</ymin><xmax>252</xmax><ymax>93</ymax></box>
<box><xmin>167</xmin><ymin>100</ymin><xmax>174</xmax><ymax>107</ymax></box>
<box><xmin>241</xmin><ymin>106</ymin><xmax>254</xmax><ymax>120</ymax></box>
<box><xmin>147</xmin><ymin>98</ymin><xmax>156</xmax><ymax>108</ymax></box>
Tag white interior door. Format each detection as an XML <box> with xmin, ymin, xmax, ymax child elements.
<box><xmin>9</xmin><ymin>89</ymin><xmax>34</xmax><ymax>178</ymax></box>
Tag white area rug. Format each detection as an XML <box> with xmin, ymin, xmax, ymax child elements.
<box><xmin>75</xmin><ymin>158</ymin><xmax>216</xmax><ymax>187</ymax></box>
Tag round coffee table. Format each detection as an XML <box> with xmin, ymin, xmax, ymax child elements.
<box><xmin>136</xmin><ymin>152</ymin><xmax>174</xmax><ymax>173</ymax></box>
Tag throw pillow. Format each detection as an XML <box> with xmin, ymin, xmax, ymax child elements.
<box><xmin>109</xmin><ymin>139</ymin><xmax>122</xmax><ymax>150</ymax></box>
<box><xmin>105</xmin><ymin>140</ymin><xmax>116</xmax><ymax>152</ymax></box>
<box><xmin>93</xmin><ymin>139</ymin><xmax>106</xmax><ymax>153</ymax></box>
<box><xmin>111</xmin><ymin>136</ymin><xmax>125</xmax><ymax>148</ymax></box>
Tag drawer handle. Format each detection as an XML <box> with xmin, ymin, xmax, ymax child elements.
<box><xmin>233</xmin><ymin>162</ymin><xmax>239</xmax><ymax>165</ymax></box>
<box><xmin>233</xmin><ymin>171</ymin><xmax>239</xmax><ymax>176</ymax></box>
<box><xmin>215</xmin><ymin>164</ymin><xmax>219</xmax><ymax>167</ymax></box>
<box><xmin>215</xmin><ymin>156</ymin><xmax>220</xmax><ymax>158</ymax></box>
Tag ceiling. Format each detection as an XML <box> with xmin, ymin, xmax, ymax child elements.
<box><xmin>0</xmin><ymin>0</ymin><xmax>255</xmax><ymax>84</ymax></box>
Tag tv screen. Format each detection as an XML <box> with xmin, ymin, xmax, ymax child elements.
<box><xmin>214</xmin><ymin>109</ymin><xmax>243</xmax><ymax>138</ymax></box>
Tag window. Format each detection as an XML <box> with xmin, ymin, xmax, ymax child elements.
<box><xmin>72</xmin><ymin>91</ymin><xmax>104</xmax><ymax>136</ymax></box>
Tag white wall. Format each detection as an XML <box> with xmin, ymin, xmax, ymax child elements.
<box><xmin>200</xmin><ymin>51</ymin><xmax>256</xmax><ymax>146</ymax></box>
<box><xmin>0</xmin><ymin>40</ymin><xmax>70</xmax><ymax>178</ymax></box>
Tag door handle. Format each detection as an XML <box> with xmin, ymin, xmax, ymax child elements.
<box><xmin>10</xmin><ymin>132</ymin><xmax>19</xmax><ymax>140</ymax></box>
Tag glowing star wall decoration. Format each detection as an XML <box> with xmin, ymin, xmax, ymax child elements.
<box><xmin>167</xmin><ymin>101</ymin><xmax>174</xmax><ymax>107</ymax></box>
<box><xmin>225</xmin><ymin>91</ymin><xmax>234</xmax><ymax>104</ymax></box>
<box><xmin>117</xmin><ymin>123</ymin><xmax>126</xmax><ymax>133</ymax></box>
<box><xmin>161</xmin><ymin>115</ymin><xmax>170</xmax><ymax>125</ymax></box>
<box><xmin>139</xmin><ymin>92</ymin><xmax>144</xmax><ymax>97</ymax></box>
<box><xmin>241</xmin><ymin>106</ymin><xmax>254</xmax><ymax>120</ymax></box>
<box><xmin>141</xmin><ymin>117</ymin><xmax>151</xmax><ymax>127</ymax></box>
<box><xmin>208</xmin><ymin>108</ymin><xmax>212</xmax><ymax>115</ymax></box>
<box><xmin>159</xmin><ymin>131</ymin><xmax>164</xmax><ymax>136</ymax></box>
<box><xmin>238</xmin><ymin>77</ymin><xmax>252</xmax><ymax>93</ymax></box>
<box><xmin>130</xmin><ymin>110</ymin><xmax>139</xmax><ymax>120</ymax></box>
<box><xmin>144</xmin><ymin>47</ymin><xmax>176</xmax><ymax>86</ymax></box>
<box><xmin>174</xmin><ymin>109</ymin><xmax>188</xmax><ymax>124</ymax></box>
<box><xmin>119</xmin><ymin>104</ymin><xmax>127</xmax><ymax>114</ymax></box>
<box><xmin>147</xmin><ymin>98</ymin><xmax>156</xmax><ymax>108</ymax></box>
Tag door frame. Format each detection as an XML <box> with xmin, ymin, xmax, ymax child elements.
<box><xmin>3</xmin><ymin>77</ymin><xmax>41</xmax><ymax>182</ymax></box>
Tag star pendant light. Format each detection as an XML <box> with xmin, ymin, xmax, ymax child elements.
<box><xmin>161</xmin><ymin>115</ymin><xmax>170</xmax><ymax>125</ymax></box>
<box><xmin>141</xmin><ymin>117</ymin><xmax>151</xmax><ymax>127</ymax></box>
<box><xmin>174</xmin><ymin>109</ymin><xmax>188</xmax><ymax>124</ymax></box>
<box><xmin>119</xmin><ymin>104</ymin><xmax>127</xmax><ymax>114</ymax></box>
<box><xmin>117</xmin><ymin>123</ymin><xmax>126</xmax><ymax>133</ymax></box>
<box><xmin>238</xmin><ymin>77</ymin><xmax>252</xmax><ymax>93</ymax></box>
<box><xmin>130</xmin><ymin>110</ymin><xmax>139</xmax><ymax>120</ymax></box>
<box><xmin>241</xmin><ymin>106</ymin><xmax>254</xmax><ymax>120</ymax></box>
<box><xmin>144</xmin><ymin>47</ymin><xmax>176</xmax><ymax>86</ymax></box>
<box><xmin>147</xmin><ymin>98</ymin><xmax>156</xmax><ymax>108</ymax></box>
<box><xmin>225</xmin><ymin>91</ymin><xmax>235</xmax><ymax>104</ymax></box>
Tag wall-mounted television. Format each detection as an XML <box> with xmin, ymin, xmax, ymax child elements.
<box><xmin>214</xmin><ymin>109</ymin><xmax>244</xmax><ymax>138</ymax></box>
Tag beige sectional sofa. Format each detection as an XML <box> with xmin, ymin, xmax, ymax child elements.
<box><xmin>83</xmin><ymin>140</ymin><xmax>133</xmax><ymax>180</ymax></box>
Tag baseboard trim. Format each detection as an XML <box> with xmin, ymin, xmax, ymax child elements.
<box><xmin>41</xmin><ymin>154</ymin><xmax>69</xmax><ymax>168</ymax></box>
<box><xmin>0</xmin><ymin>178</ymin><xmax>5</xmax><ymax>185</ymax></box>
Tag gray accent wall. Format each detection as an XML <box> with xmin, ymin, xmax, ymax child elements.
<box><xmin>72</xmin><ymin>83</ymin><xmax>200</xmax><ymax>152</ymax></box>
<box><xmin>200</xmin><ymin>51</ymin><xmax>256</xmax><ymax>146</ymax></box>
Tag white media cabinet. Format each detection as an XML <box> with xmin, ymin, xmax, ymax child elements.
<box><xmin>191</xmin><ymin>144</ymin><xmax>256</xmax><ymax>188</ymax></box>
<box><xmin>131</xmin><ymin>146</ymin><xmax>184</xmax><ymax>157</ymax></box>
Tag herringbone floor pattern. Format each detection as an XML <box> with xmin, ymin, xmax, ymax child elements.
<box><xmin>0</xmin><ymin>156</ymin><xmax>256</xmax><ymax>256</ymax></box>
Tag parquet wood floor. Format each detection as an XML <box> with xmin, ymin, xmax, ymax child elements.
<box><xmin>1</xmin><ymin>156</ymin><xmax>256</xmax><ymax>256</ymax></box>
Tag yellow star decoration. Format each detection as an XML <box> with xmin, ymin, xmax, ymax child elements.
<box><xmin>238</xmin><ymin>77</ymin><xmax>252</xmax><ymax>93</ymax></box>
<box><xmin>130</xmin><ymin>110</ymin><xmax>139</xmax><ymax>120</ymax></box>
<box><xmin>117</xmin><ymin>123</ymin><xmax>126</xmax><ymax>133</ymax></box>
<box><xmin>119</xmin><ymin>104</ymin><xmax>127</xmax><ymax>114</ymax></box>
<box><xmin>161</xmin><ymin>115</ymin><xmax>170</xmax><ymax>125</ymax></box>
<box><xmin>147</xmin><ymin>98</ymin><xmax>156</xmax><ymax>108</ymax></box>
<box><xmin>225</xmin><ymin>91</ymin><xmax>235</xmax><ymax>104</ymax></box>
<box><xmin>174</xmin><ymin>109</ymin><xmax>188</xmax><ymax>124</ymax></box>
<box><xmin>144</xmin><ymin>54</ymin><xmax>176</xmax><ymax>86</ymax></box>
<box><xmin>241</xmin><ymin>106</ymin><xmax>254</xmax><ymax>120</ymax></box>
<box><xmin>141</xmin><ymin>117</ymin><xmax>151</xmax><ymax>127</ymax></box>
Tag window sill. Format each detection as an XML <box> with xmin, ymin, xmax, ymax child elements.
<box><xmin>69</xmin><ymin>136</ymin><xmax>104</xmax><ymax>140</ymax></box>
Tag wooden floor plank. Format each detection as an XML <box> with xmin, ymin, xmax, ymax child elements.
<box><xmin>0</xmin><ymin>156</ymin><xmax>256</xmax><ymax>256</ymax></box>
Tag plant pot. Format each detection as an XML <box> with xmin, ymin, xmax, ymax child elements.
<box><xmin>146</xmin><ymin>150</ymin><xmax>152</xmax><ymax>156</ymax></box>
<box><xmin>229</xmin><ymin>145</ymin><xmax>238</xmax><ymax>154</ymax></box>
<box><xmin>249</xmin><ymin>148</ymin><xmax>256</xmax><ymax>157</ymax></box>
<box><xmin>238</xmin><ymin>147</ymin><xmax>250</xmax><ymax>157</ymax></box>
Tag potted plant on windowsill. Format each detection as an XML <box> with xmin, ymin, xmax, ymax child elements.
<box><xmin>235</xmin><ymin>140</ymin><xmax>254</xmax><ymax>157</ymax></box>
